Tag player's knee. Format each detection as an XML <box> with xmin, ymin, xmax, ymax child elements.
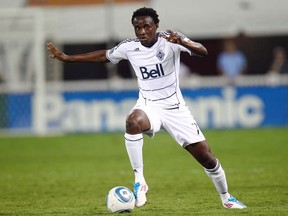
<box><xmin>126</xmin><ymin>115</ymin><xmax>142</xmax><ymax>134</ymax></box>
<box><xmin>200</xmin><ymin>153</ymin><xmax>217</xmax><ymax>169</ymax></box>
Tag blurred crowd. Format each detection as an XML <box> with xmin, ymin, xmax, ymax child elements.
<box><xmin>0</xmin><ymin>35</ymin><xmax>288</xmax><ymax>84</ymax></box>
<box><xmin>56</xmin><ymin>35</ymin><xmax>288</xmax><ymax>81</ymax></box>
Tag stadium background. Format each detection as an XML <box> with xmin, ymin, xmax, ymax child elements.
<box><xmin>0</xmin><ymin>1</ymin><xmax>288</xmax><ymax>215</ymax></box>
<box><xmin>0</xmin><ymin>0</ymin><xmax>287</xmax><ymax>134</ymax></box>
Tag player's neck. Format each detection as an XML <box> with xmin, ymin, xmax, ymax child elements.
<box><xmin>142</xmin><ymin>33</ymin><xmax>159</xmax><ymax>48</ymax></box>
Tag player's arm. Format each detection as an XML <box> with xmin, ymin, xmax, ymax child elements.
<box><xmin>162</xmin><ymin>30</ymin><xmax>208</xmax><ymax>57</ymax></box>
<box><xmin>47</xmin><ymin>42</ymin><xmax>109</xmax><ymax>63</ymax></box>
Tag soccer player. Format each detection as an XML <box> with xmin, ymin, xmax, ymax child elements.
<box><xmin>47</xmin><ymin>7</ymin><xmax>247</xmax><ymax>209</ymax></box>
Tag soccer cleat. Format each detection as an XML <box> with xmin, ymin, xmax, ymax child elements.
<box><xmin>222</xmin><ymin>195</ymin><xmax>247</xmax><ymax>209</ymax></box>
<box><xmin>133</xmin><ymin>182</ymin><xmax>149</xmax><ymax>207</ymax></box>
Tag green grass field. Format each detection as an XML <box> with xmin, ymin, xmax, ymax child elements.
<box><xmin>0</xmin><ymin>128</ymin><xmax>287</xmax><ymax>216</ymax></box>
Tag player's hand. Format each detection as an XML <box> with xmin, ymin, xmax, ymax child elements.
<box><xmin>47</xmin><ymin>42</ymin><xmax>69</xmax><ymax>61</ymax></box>
<box><xmin>162</xmin><ymin>30</ymin><xmax>182</xmax><ymax>44</ymax></box>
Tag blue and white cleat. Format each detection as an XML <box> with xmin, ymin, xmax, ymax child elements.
<box><xmin>223</xmin><ymin>195</ymin><xmax>247</xmax><ymax>209</ymax></box>
<box><xmin>134</xmin><ymin>182</ymin><xmax>149</xmax><ymax>207</ymax></box>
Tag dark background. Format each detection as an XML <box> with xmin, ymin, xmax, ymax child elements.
<box><xmin>62</xmin><ymin>34</ymin><xmax>288</xmax><ymax>80</ymax></box>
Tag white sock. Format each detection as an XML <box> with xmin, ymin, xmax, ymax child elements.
<box><xmin>124</xmin><ymin>133</ymin><xmax>146</xmax><ymax>184</ymax></box>
<box><xmin>204</xmin><ymin>159</ymin><xmax>230</xmax><ymax>202</ymax></box>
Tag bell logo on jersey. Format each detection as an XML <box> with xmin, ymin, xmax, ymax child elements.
<box><xmin>140</xmin><ymin>64</ymin><xmax>165</xmax><ymax>79</ymax></box>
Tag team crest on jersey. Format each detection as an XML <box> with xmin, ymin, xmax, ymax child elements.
<box><xmin>156</xmin><ymin>50</ymin><xmax>165</xmax><ymax>61</ymax></box>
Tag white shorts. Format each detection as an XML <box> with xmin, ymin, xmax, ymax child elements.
<box><xmin>130</xmin><ymin>104</ymin><xmax>206</xmax><ymax>148</ymax></box>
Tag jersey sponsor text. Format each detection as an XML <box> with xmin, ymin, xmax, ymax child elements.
<box><xmin>140</xmin><ymin>63</ymin><xmax>165</xmax><ymax>79</ymax></box>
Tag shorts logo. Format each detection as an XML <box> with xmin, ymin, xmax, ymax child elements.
<box><xmin>140</xmin><ymin>64</ymin><xmax>165</xmax><ymax>79</ymax></box>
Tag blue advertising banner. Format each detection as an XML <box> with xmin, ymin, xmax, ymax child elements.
<box><xmin>5</xmin><ymin>85</ymin><xmax>288</xmax><ymax>132</ymax></box>
<box><xmin>181</xmin><ymin>86</ymin><xmax>288</xmax><ymax>128</ymax></box>
<box><xmin>6</xmin><ymin>93</ymin><xmax>32</xmax><ymax>129</ymax></box>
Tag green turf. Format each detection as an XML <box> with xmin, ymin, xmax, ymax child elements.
<box><xmin>0</xmin><ymin>128</ymin><xmax>287</xmax><ymax>215</ymax></box>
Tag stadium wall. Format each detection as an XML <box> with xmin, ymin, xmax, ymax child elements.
<box><xmin>1</xmin><ymin>76</ymin><xmax>287</xmax><ymax>134</ymax></box>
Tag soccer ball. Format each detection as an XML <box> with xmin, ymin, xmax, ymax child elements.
<box><xmin>106</xmin><ymin>186</ymin><xmax>135</xmax><ymax>213</ymax></box>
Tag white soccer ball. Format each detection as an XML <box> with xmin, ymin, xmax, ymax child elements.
<box><xmin>106</xmin><ymin>186</ymin><xmax>135</xmax><ymax>213</ymax></box>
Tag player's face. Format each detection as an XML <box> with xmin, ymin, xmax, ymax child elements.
<box><xmin>132</xmin><ymin>16</ymin><xmax>158</xmax><ymax>47</ymax></box>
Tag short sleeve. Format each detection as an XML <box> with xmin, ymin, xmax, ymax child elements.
<box><xmin>176</xmin><ymin>32</ymin><xmax>193</xmax><ymax>55</ymax></box>
<box><xmin>160</xmin><ymin>31</ymin><xmax>191</xmax><ymax>55</ymax></box>
<box><xmin>170</xmin><ymin>41</ymin><xmax>192</xmax><ymax>56</ymax></box>
<box><xmin>106</xmin><ymin>41</ymin><xmax>128</xmax><ymax>64</ymax></box>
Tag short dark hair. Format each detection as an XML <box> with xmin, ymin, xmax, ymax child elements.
<box><xmin>131</xmin><ymin>7</ymin><xmax>159</xmax><ymax>24</ymax></box>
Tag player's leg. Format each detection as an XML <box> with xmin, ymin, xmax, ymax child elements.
<box><xmin>185</xmin><ymin>141</ymin><xmax>247</xmax><ymax>209</ymax></box>
<box><xmin>125</xmin><ymin>109</ymin><xmax>150</xmax><ymax>207</ymax></box>
<box><xmin>162</xmin><ymin>107</ymin><xmax>246</xmax><ymax>209</ymax></box>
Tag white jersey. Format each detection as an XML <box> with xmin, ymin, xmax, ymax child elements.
<box><xmin>106</xmin><ymin>31</ymin><xmax>193</xmax><ymax>109</ymax></box>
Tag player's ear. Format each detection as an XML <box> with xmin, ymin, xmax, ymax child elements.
<box><xmin>155</xmin><ymin>23</ymin><xmax>159</xmax><ymax>28</ymax></box>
